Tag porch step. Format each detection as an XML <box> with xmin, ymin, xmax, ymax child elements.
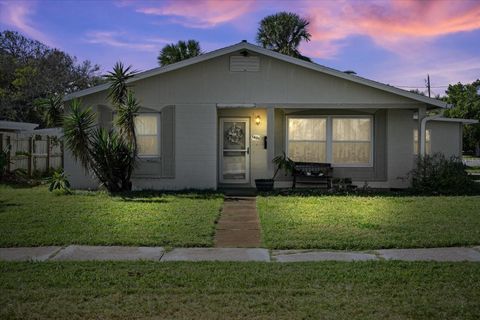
<box><xmin>219</xmin><ymin>188</ymin><xmax>257</xmax><ymax>197</ymax></box>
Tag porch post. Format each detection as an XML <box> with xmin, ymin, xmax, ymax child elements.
<box><xmin>267</xmin><ymin>107</ymin><xmax>276</xmax><ymax>177</ymax></box>
<box><xmin>418</xmin><ymin>107</ymin><xmax>427</xmax><ymax>156</ymax></box>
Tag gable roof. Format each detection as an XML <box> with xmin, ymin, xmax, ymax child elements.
<box><xmin>64</xmin><ymin>41</ymin><xmax>447</xmax><ymax>108</ymax></box>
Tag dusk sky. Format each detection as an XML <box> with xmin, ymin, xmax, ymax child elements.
<box><xmin>1</xmin><ymin>0</ymin><xmax>479</xmax><ymax>95</ymax></box>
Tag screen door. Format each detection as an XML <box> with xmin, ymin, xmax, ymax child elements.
<box><xmin>219</xmin><ymin>118</ymin><xmax>250</xmax><ymax>184</ymax></box>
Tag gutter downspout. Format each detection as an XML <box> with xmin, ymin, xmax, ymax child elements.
<box><xmin>420</xmin><ymin>114</ymin><xmax>442</xmax><ymax>156</ymax></box>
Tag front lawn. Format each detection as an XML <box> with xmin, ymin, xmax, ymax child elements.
<box><xmin>258</xmin><ymin>196</ymin><xmax>480</xmax><ymax>249</ymax></box>
<box><xmin>0</xmin><ymin>185</ymin><xmax>223</xmax><ymax>247</ymax></box>
<box><xmin>1</xmin><ymin>261</ymin><xmax>479</xmax><ymax>319</ymax></box>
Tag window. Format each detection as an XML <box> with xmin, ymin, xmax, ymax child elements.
<box><xmin>413</xmin><ymin>128</ymin><xmax>431</xmax><ymax>155</ymax></box>
<box><xmin>135</xmin><ymin>114</ymin><xmax>160</xmax><ymax>157</ymax></box>
<box><xmin>286</xmin><ymin>116</ymin><xmax>373</xmax><ymax>166</ymax></box>
<box><xmin>287</xmin><ymin>118</ymin><xmax>327</xmax><ymax>162</ymax></box>
<box><xmin>332</xmin><ymin>118</ymin><xmax>372</xmax><ymax>165</ymax></box>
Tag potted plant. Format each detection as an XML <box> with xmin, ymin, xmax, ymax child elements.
<box><xmin>255</xmin><ymin>152</ymin><xmax>295</xmax><ymax>191</ymax></box>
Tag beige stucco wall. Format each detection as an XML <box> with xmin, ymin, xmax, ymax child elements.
<box><xmin>387</xmin><ymin>109</ymin><xmax>416</xmax><ymax>188</ymax></box>
<box><xmin>130</xmin><ymin>53</ymin><xmax>419</xmax><ymax>106</ymax></box>
<box><xmin>132</xmin><ymin>104</ymin><xmax>217</xmax><ymax>190</ymax></box>
<box><xmin>65</xmin><ymin>50</ymin><xmax>433</xmax><ymax>190</ymax></box>
<box><xmin>427</xmin><ymin>121</ymin><xmax>462</xmax><ymax>157</ymax></box>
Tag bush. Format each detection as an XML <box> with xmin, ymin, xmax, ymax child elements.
<box><xmin>47</xmin><ymin>170</ymin><xmax>71</xmax><ymax>194</ymax></box>
<box><xmin>0</xmin><ymin>145</ymin><xmax>10</xmax><ymax>179</ymax></box>
<box><xmin>410</xmin><ymin>153</ymin><xmax>478</xmax><ymax>195</ymax></box>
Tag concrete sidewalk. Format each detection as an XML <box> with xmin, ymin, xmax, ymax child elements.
<box><xmin>1</xmin><ymin>245</ymin><xmax>480</xmax><ymax>262</ymax></box>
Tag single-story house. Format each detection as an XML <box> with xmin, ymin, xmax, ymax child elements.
<box><xmin>63</xmin><ymin>41</ymin><xmax>477</xmax><ymax>190</ymax></box>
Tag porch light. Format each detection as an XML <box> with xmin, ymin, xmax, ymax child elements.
<box><xmin>255</xmin><ymin>115</ymin><xmax>261</xmax><ymax>125</ymax></box>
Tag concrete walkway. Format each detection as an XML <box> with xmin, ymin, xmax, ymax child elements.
<box><xmin>214</xmin><ymin>197</ymin><xmax>261</xmax><ymax>247</ymax></box>
<box><xmin>1</xmin><ymin>245</ymin><xmax>480</xmax><ymax>262</ymax></box>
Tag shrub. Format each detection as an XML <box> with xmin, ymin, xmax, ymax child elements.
<box><xmin>410</xmin><ymin>153</ymin><xmax>478</xmax><ymax>195</ymax></box>
<box><xmin>47</xmin><ymin>170</ymin><xmax>71</xmax><ymax>194</ymax></box>
<box><xmin>0</xmin><ymin>145</ymin><xmax>10</xmax><ymax>178</ymax></box>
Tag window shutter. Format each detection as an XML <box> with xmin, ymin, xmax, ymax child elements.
<box><xmin>161</xmin><ymin>105</ymin><xmax>175</xmax><ymax>177</ymax></box>
<box><xmin>97</xmin><ymin>105</ymin><xmax>113</xmax><ymax>129</ymax></box>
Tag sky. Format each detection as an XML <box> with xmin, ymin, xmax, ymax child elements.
<box><xmin>1</xmin><ymin>0</ymin><xmax>480</xmax><ymax>96</ymax></box>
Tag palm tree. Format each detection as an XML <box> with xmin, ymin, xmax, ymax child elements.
<box><xmin>158</xmin><ymin>40</ymin><xmax>202</xmax><ymax>66</ymax></box>
<box><xmin>256</xmin><ymin>12</ymin><xmax>312</xmax><ymax>61</ymax></box>
<box><xmin>37</xmin><ymin>95</ymin><xmax>64</xmax><ymax>127</ymax></box>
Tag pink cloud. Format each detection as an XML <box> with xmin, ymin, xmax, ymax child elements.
<box><xmin>298</xmin><ymin>0</ymin><xmax>480</xmax><ymax>58</ymax></box>
<box><xmin>0</xmin><ymin>0</ymin><xmax>55</xmax><ymax>46</ymax></box>
<box><xmin>134</xmin><ymin>0</ymin><xmax>257</xmax><ymax>28</ymax></box>
<box><xmin>84</xmin><ymin>31</ymin><xmax>171</xmax><ymax>52</ymax></box>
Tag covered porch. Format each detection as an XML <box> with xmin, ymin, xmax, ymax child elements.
<box><xmin>217</xmin><ymin>104</ymin><xmax>427</xmax><ymax>190</ymax></box>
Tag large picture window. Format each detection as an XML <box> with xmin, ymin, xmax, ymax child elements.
<box><xmin>287</xmin><ymin>116</ymin><xmax>373</xmax><ymax>166</ymax></box>
<box><xmin>134</xmin><ymin>114</ymin><xmax>160</xmax><ymax>157</ymax></box>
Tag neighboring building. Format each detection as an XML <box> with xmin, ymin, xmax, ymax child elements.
<box><xmin>63</xmin><ymin>41</ymin><xmax>477</xmax><ymax>190</ymax></box>
<box><xmin>0</xmin><ymin>120</ymin><xmax>39</xmax><ymax>132</ymax></box>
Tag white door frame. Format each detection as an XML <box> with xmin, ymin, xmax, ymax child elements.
<box><xmin>219</xmin><ymin>117</ymin><xmax>250</xmax><ymax>184</ymax></box>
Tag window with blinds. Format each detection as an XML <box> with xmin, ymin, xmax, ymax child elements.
<box><xmin>287</xmin><ymin>118</ymin><xmax>327</xmax><ymax>163</ymax></box>
<box><xmin>134</xmin><ymin>114</ymin><xmax>161</xmax><ymax>157</ymax></box>
<box><xmin>413</xmin><ymin>128</ymin><xmax>431</xmax><ymax>155</ymax></box>
<box><xmin>287</xmin><ymin>116</ymin><xmax>373</xmax><ymax>166</ymax></box>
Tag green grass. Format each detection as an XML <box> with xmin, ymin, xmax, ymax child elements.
<box><xmin>463</xmin><ymin>155</ymin><xmax>480</xmax><ymax>160</ymax></box>
<box><xmin>0</xmin><ymin>185</ymin><xmax>223</xmax><ymax>247</ymax></box>
<box><xmin>467</xmin><ymin>166</ymin><xmax>480</xmax><ymax>173</ymax></box>
<box><xmin>1</xmin><ymin>261</ymin><xmax>479</xmax><ymax>319</ymax></box>
<box><xmin>258</xmin><ymin>196</ymin><xmax>480</xmax><ymax>250</ymax></box>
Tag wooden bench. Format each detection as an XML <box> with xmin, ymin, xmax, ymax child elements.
<box><xmin>292</xmin><ymin>162</ymin><xmax>333</xmax><ymax>189</ymax></box>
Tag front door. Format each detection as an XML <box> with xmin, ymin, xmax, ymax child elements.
<box><xmin>219</xmin><ymin>118</ymin><xmax>250</xmax><ymax>184</ymax></box>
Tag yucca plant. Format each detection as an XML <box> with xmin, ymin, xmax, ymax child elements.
<box><xmin>63</xmin><ymin>62</ymin><xmax>140</xmax><ymax>192</ymax></box>
<box><xmin>63</xmin><ymin>99</ymin><xmax>96</xmax><ymax>171</ymax></box>
<box><xmin>104</xmin><ymin>62</ymin><xmax>137</xmax><ymax>106</ymax></box>
<box><xmin>89</xmin><ymin>128</ymin><xmax>134</xmax><ymax>192</ymax></box>
<box><xmin>63</xmin><ymin>100</ymin><xmax>136</xmax><ymax>192</ymax></box>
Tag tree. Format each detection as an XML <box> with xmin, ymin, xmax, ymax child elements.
<box><xmin>36</xmin><ymin>95</ymin><xmax>64</xmax><ymax>127</ymax></box>
<box><xmin>256</xmin><ymin>12</ymin><xmax>312</xmax><ymax>61</ymax></box>
<box><xmin>158</xmin><ymin>40</ymin><xmax>202</xmax><ymax>66</ymax></box>
<box><xmin>0</xmin><ymin>30</ymin><xmax>102</xmax><ymax>125</ymax></box>
<box><xmin>63</xmin><ymin>63</ymin><xmax>140</xmax><ymax>192</ymax></box>
<box><xmin>443</xmin><ymin>80</ymin><xmax>480</xmax><ymax>155</ymax></box>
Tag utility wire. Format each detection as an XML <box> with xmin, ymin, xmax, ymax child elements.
<box><xmin>395</xmin><ymin>85</ymin><xmax>449</xmax><ymax>88</ymax></box>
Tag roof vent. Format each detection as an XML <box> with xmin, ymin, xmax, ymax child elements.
<box><xmin>241</xmin><ymin>40</ymin><xmax>247</xmax><ymax>43</ymax></box>
<box><xmin>230</xmin><ymin>56</ymin><xmax>260</xmax><ymax>72</ymax></box>
<box><xmin>344</xmin><ymin>70</ymin><xmax>357</xmax><ymax>75</ymax></box>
